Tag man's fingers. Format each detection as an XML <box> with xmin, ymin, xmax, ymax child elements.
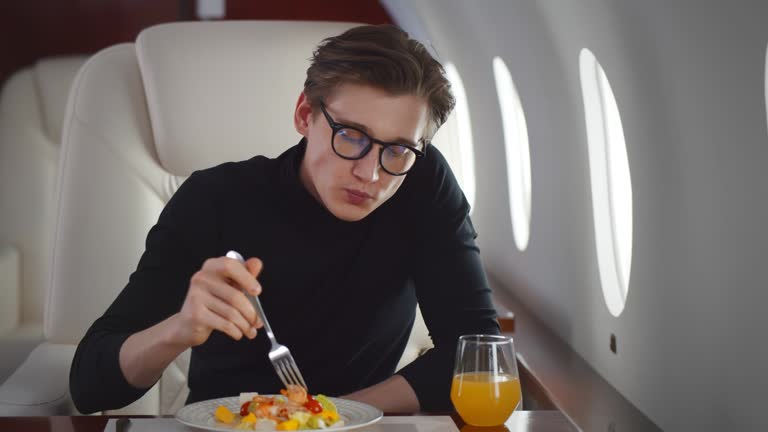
<box><xmin>245</xmin><ymin>258</ymin><xmax>263</xmax><ymax>279</ymax></box>
<box><xmin>219</xmin><ymin>256</ymin><xmax>262</xmax><ymax>296</ymax></box>
<box><xmin>206</xmin><ymin>278</ymin><xmax>258</xmax><ymax>326</ymax></box>
<box><xmin>201</xmin><ymin>308</ymin><xmax>245</xmax><ymax>341</ymax></box>
<box><xmin>204</xmin><ymin>293</ymin><xmax>256</xmax><ymax>339</ymax></box>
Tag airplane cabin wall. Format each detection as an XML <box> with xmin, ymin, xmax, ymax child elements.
<box><xmin>383</xmin><ymin>0</ymin><xmax>768</xmax><ymax>430</ymax></box>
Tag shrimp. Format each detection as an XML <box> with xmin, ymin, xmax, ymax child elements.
<box><xmin>255</xmin><ymin>403</ymin><xmax>282</xmax><ymax>422</ymax></box>
<box><xmin>280</xmin><ymin>384</ymin><xmax>308</xmax><ymax>405</ymax></box>
<box><xmin>251</xmin><ymin>395</ymin><xmax>274</xmax><ymax>404</ymax></box>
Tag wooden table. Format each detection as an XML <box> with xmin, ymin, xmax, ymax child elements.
<box><xmin>0</xmin><ymin>411</ymin><xmax>577</xmax><ymax>431</ymax></box>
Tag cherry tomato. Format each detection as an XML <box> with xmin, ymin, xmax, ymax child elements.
<box><xmin>304</xmin><ymin>399</ymin><xmax>323</xmax><ymax>414</ymax></box>
<box><xmin>240</xmin><ymin>401</ymin><xmax>251</xmax><ymax>416</ymax></box>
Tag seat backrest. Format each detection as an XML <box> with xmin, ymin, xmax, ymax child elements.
<box><xmin>0</xmin><ymin>57</ymin><xmax>86</xmax><ymax>332</ymax></box>
<box><xmin>49</xmin><ymin>21</ymin><xmax>364</xmax><ymax>414</ymax></box>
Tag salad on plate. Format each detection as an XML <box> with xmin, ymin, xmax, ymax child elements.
<box><xmin>213</xmin><ymin>385</ymin><xmax>344</xmax><ymax>430</ymax></box>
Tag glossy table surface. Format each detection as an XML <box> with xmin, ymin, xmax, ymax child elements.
<box><xmin>0</xmin><ymin>411</ymin><xmax>577</xmax><ymax>432</ymax></box>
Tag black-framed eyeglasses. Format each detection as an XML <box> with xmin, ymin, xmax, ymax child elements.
<box><xmin>320</xmin><ymin>103</ymin><xmax>426</xmax><ymax>176</ymax></box>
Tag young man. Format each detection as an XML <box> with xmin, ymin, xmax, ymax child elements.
<box><xmin>70</xmin><ymin>24</ymin><xmax>499</xmax><ymax>414</ymax></box>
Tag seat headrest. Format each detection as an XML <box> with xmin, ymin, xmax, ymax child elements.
<box><xmin>33</xmin><ymin>57</ymin><xmax>88</xmax><ymax>142</ymax></box>
<box><xmin>135</xmin><ymin>21</ymin><xmax>359</xmax><ymax>175</ymax></box>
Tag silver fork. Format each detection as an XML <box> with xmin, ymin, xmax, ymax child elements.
<box><xmin>226</xmin><ymin>250</ymin><xmax>308</xmax><ymax>390</ymax></box>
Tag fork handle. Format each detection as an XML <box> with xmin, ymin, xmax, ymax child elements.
<box><xmin>225</xmin><ymin>251</ymin><xmax>277</xmax><ymax>344</ymax></box>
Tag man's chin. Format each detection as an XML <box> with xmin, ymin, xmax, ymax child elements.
<box><xmin>330</xmin><ymin>203</ymin><xmax>374</xmax><ymax>222</ymax></box>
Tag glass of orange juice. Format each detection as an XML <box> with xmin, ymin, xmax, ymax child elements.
<box><xmin>450</xmin><ymin>335</ymin><xmax>521</xmax><ymax>427</ymax></box>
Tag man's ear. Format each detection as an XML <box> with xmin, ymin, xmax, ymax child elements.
<box><xmin>294</xmin><ymin>92</ymin><xmax>313</xmax><ymax>136</ymax></box>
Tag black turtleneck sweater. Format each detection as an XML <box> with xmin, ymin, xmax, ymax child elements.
<box><xmin>69</xmin><ymin>139</ymin><xmax>499</xmax><ymax>413</ymax></box>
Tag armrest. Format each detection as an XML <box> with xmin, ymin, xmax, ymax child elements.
<box><xmin>0</xmin><ymin>343</ymin><xmax>78</xmax><ymax>415</ymax></box>
<box><xmin>0</xmin><ymin>244</ymin><xmax>20</xmax><ymax>333</ymax></box>
<box><xmin>0</xmin><ymin>323</ymin><xmax>43</xmax><ymax>385</ymax></box>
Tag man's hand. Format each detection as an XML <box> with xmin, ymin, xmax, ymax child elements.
<box><xmin>119</xmin><ymin>255</ymin><xmax>264</xmax><ymax>389</ymax></box>
<box><xmin>170</xmin><ymin>256</ymin><xmax>265</xmax><ymax>347</ymax></box>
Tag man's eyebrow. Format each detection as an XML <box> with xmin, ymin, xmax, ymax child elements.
<box><xmin>335</xmin><ymin>116</ymin><xmax>420</xmax><ymax>148</ymax></box>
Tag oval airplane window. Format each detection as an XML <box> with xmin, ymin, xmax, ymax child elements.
<box><xmin>432</xmin><ymin>62</ymin><xmax>476</xmax><ymax>212</ymax></box>
<box><xmin>579</xmin><ymin>48</ymin><xmax>633</xmax><ymax>317</ymax></box>
<box><xmin>492</xmin><ymin>57</ymin><xmax>532</xmax><ymax>251</ymax></box>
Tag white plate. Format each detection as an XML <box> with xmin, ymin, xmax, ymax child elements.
<box><xmin>176</xmin><ymin>395</ymin><xmax>383</xmax><ymax>431</ymax></box>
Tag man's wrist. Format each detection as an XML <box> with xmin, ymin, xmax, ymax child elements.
<box><xmin>160</xmin><ymin>313</ymin><xmax>191</xmax><ymax>350</ymax></box>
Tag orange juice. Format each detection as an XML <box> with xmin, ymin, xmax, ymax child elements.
<box><xmin>450</xmin><ymin>372</ymin><xmax>521</xmax><ymax>426</ymax></box>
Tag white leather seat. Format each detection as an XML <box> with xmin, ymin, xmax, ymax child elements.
<box><xmin>0</xmin><ymin>21</ymin><xmax>435</xmax><ymax>416</ymax></box>
<box><xmin>396</xmin><ymin>305</ymin><xmax>434</xmax><ymax>372</ymax></box>
<box><xmin>0</xmin><ymin>57</ymin><xmax>87</xmax><ymax>385</ymax></box>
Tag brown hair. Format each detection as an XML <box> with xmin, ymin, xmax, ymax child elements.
<box><xmin>304</xmin><ymin>24</ymin><xmax>455</xmax><ymax>144</ymax></box>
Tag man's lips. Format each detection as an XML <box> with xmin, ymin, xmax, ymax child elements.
<box><xmin>343</xmin><ymin>188</ymin><xmax>374</xmax><ymax>205</ymax></box>
<box><xmin>345</xmin><ymin>188</ymin><xmax>373</xmax><ymax>199</ymax></box>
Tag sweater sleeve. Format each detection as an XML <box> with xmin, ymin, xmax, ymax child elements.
<box><xmin>396</xmin><ymin>148</ymin><xmax>500</xmax><ymax>412</ymax></box>
<box><xmin>69</xmin><ymin>171</ymin><xmax>222</xmax><ymax>413</ymax></box>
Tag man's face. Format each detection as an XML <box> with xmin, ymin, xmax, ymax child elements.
<box><xmin>294</xmin><ymin>83</ymin><xmax>429</xmax><ymax>222</ymax></box>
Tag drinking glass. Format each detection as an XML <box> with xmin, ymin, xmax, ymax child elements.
<box><xmin>450</xmin><ymin>334</ymin><xmax>521</xmax><ymax>427</ymax></box>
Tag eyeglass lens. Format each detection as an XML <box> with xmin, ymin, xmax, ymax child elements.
<box><xmin>333</xmin><ymin>128</ymin><xmax>417</xmax><ymax>175</ymax></box>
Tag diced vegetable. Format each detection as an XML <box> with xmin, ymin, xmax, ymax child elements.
<box><xmin>289</xmin><ymin>411</ymin><xmax>311</xmax><ymax>425</ymax></box>
<box><xmin>238</xmin><ymin>412</ymin><xmax>257</xmax><ymax>427</ymax></box>
<box><xmin>240</xmin><ymin>401</ymin><xmax>251</xmax><ymax>416</ymax></box>
<box><xmin>304</xmin><ymin>398</ymin><xmax>323</xmax><ymax>414</ymax></box>
<box><xmin>315</xmin><ymin>395</ymin><xmax>337</xmax><ymax>413</ymax></box>
<box><xmin>214</xmin><ymin>405</ymin><xmax>235</xmax><ymax>424</ymax></box>
<box><xmin>321</xmin><ymin>410</ymin><xmax>340</xmax><ymax>424</ymax></box>
<box><xmin>306</xmin><ymin>415</ymin><xmax>327</xmax><ymax>429</ymax></box>
<box><xmin>276</xmin><ymin>419</ymin><xmax>300</xmax><ymax>430</ymax></box>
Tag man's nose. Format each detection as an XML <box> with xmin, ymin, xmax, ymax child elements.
<box><xmin>352</xmin><ymin>146</ymin><xmax>380</xmax><ymax>183</ymax></box>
